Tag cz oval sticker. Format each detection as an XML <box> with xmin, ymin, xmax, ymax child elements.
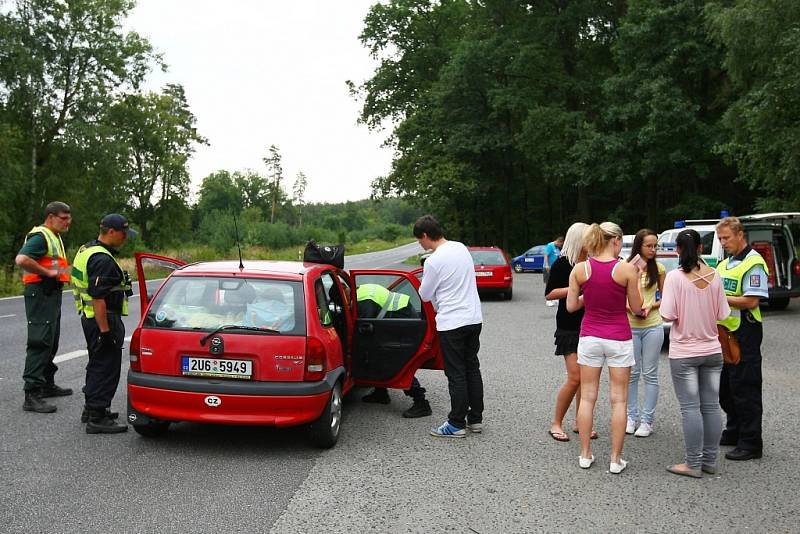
<box><xmin>204</xmin><ymin>395</ymin><xmax>222</xmax><ymax>408</ymax></box>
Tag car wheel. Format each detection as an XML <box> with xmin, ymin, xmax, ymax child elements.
<box><xmin>513</xmin><ymin>264</ymin><xmax>522</xmax><ymax>273</ymax></box>
<box><xmin>769</xmin><ymin>297</ymin><xmax>790</xmax><ymax>310</ymax></box>
<box><xmin>504</xmin><ymin>288</ymin><xmax>513</xmax><ymax>300</ymax></box>
<box><xmin>309</xmin><ymin>381</ymin><xmax>343</xmax><ymax>449</ymax></box>
<box><xmin>133</xmin><ymin>420</ymin><xmax>171</xmax><ymax>438</ymax></box>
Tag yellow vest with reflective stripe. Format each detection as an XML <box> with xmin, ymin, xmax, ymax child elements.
<box><xmin>70</xmin><ymin>245</ymin><xmax>129</xmax><ymax>318</ymax></box>
<box><xmin>22</xmin><ymin>226</ymin><xmax>70</xmax><ymax>283</ymax></box>
<box><xmin>717</xmin><ymin>253</ymin><xmax>768</xmax><ymax>331</ymax></box>
<box><xmin>357</xmin><ymin>284</ymin><xmax>410</xmax><ymax>311</ymax></box>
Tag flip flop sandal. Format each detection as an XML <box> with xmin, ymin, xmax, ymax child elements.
<box><xmin>572</xmin><ymin>429</ymin><xmax>599</xmax><ymax>439</ymax></box>
<box><xmin>548</xmin><ymin>430</ymin><xmax>570</xmax><ymax>442</ymax></box>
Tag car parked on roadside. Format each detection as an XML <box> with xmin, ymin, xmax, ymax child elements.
<box><xmin>511</xmin><ymin>245</ymin><xmax>546</xmax><ymax>273</ymax></box>
<box><xmin>619</xmin><ymin>234</ymin><xmax>635</xmax><ymax>261</ymax></box>
<box><xmin>657</xmin><ymin>212</ymin><xmax>800</xmax><ymax>309</ymax></box>
<box><xmin>468</xmin><ymin>246</ymin><xmax>513</xmax><ymax>300</ymax></box>
<box><xmin>127</xmin><ymin>253</ymin><xmax>443</xmax><ymax>448</ymax></box>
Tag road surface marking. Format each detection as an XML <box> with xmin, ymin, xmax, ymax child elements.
<box><xmin>53</xmin><ymin>336</ymin><xmax>132</xmax><ymax>364</ymax></box>
<box><xmin>0</xmin><ymin>314</ymin><xmax>15</xmax><ymax>319</ymax></box>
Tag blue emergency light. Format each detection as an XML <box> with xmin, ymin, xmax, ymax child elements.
<box><xmin>720</xmin><ymin>210</ymin><xmax>729</xmax><ymax>218</ymax></box>
<box><xmin>674</xmin><ymin>220</ymin><xmax>686</xmax><ymax>228</ymax></box>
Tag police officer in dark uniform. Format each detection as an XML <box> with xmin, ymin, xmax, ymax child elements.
<box><xmin>15</xmin><ymin>201</ymin><xmax>74</xmax><ymax>413</ymax></box>
<box><xmin>71</xmin><ymin>214</ymin><xmax>136</xmax><ymax>434</ymax></box>
<box><xmin>356</xmin><ymin>283</ymin><xmax>432</xmax><ymax>418</ymax></box>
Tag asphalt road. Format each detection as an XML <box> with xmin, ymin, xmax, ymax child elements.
<box><xmin>2</xmin><ymin>245</ymin><xmax>798</xmax><ymax>533</ymax></box>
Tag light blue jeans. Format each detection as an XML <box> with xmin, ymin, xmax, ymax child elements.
<box><xmin>627</xmin><ymin>326</ymin><xmax>664</xmax><ymax>425</ymax></box>
<box><xmin>669</xmin><ymin>354</ymin><xmax>724</xmax><ymax>470</ymax></box>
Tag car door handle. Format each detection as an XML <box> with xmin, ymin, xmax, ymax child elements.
<box><xmin>358</xmin><ymin>323</ymin><xmax>374</xmax><ymax>335</ymax></box>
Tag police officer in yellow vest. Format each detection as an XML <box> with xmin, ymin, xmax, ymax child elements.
<box><xmin>71</xmin><ymin>214</ymin><xmax>135</xmax><ymax>434</ymax></box>
<box><xmin>15</xmin><ymin>201</ymin><xmax>74</xmax><ymax>413</ymax></box>
<box><xmin>716</xmin><ymin>217</ymin><xmax>769</xmax><ymax>461</ymax></box>
<box><xmin>356</xmin><ymin>283</ymin><xmax>432</xmax><ymax>418</ymax></box>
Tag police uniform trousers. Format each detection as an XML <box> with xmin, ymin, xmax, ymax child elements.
<box><xmin>22</xmin><ymin>281</ymin><xmax>62</xmax><ymax>391</ymax></box>
<box><xmin>81</xmin><ymin>313</ymin><xmax>125</xmax><ymax>410</ymax></box>
<box><xmin>719</xmin><ymin>311</ymin><xmax>763</xmax><ymax>452</ymax></box>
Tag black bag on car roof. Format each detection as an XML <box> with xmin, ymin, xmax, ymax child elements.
<box><xmin>303</xmin><ymin>240</ymin><xmax>345</xmax><ymax>269</ymax></box>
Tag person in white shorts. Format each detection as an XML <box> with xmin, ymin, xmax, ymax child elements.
<box><xmin>567</xmin><ymin>222</ymin><xmax>643</xmax><ymax>474</ymax></box>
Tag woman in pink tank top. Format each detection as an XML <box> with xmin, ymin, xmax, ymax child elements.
<box><xmin>567</xmin><ymin>222</ymin><xmax>644</xmax><ymax>474</ymax></box>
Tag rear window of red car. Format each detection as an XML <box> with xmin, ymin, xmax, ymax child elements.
<box><xmin>469</xmin><ymin>250</ymin><xmax>507</xmax><ymax>266</ymax></box>
<box><xmin>144</xmin><ymin>276</ymin><xmax>306</xmax><ymax>335</ymax></box>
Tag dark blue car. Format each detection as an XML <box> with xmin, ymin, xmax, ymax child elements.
<box><xmin>511</xmin><ymin>245</ymin><xmax>546</xmax><ymax>273</ymax></box>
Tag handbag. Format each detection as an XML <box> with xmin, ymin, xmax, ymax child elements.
<box><xmin>717</xmin><ymin>324</ymin><xmax>741</xmax><ymax>365</ymax></box>
<box><xmin>303</xmin><ymin>240</ymin><xmax>345</xmax><ymax>269</ymax></box>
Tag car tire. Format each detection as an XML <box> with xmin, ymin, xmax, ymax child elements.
<box><xmin>504</xmin><ymin>288</ymin><xmax>513</xmax><ymax>300</ymax></box>
<box><xmin>769</xmin><ymin>297</ymin><xmax>790</xmax><ymax>310</ymax></box>
<box><xmin>513</xmin><ymin>264</ymin><xmax>522</xmax><ymax>273</ymax></box>
<box><xmin>309</xmin><ymin>381</ymin><xmax>343</xmax><ymax>449</ymax></box>
<box><xmin>133</xmin><ymin>420</ymin><xmax>171</xmax><ymax>438</ymax></box>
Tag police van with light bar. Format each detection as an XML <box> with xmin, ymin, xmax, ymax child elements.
<box><xmin>656</xmin><ymin>212</ymin><xmax>800</xmax><ymax>309</ymax></box>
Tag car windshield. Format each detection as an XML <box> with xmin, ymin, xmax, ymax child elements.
<box><xmin>470</xmin><ymin>250</ymin><xmax>506</xmax><ymax>265</ymax></box>
<box><xmin>658</xmin><ymin>230</ymin><xmax>714</xmax><ymax>254</ymax></box>
<box><xmin>145</xmin><ymin>276</ymin><xmax>305</xmax><ymax>335</ymax></box>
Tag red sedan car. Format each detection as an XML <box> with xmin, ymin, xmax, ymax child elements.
<box><xmin>468</xmin><ymin>246</ymin><xmax>513</xmax><ymax>300</ymax></box>
<box><xmin>127</xmin><ymin>253</ymin><xmax>443</xmax><ymax>448</ymax></box>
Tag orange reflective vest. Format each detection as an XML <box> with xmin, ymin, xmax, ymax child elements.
<box><xmin>22</xmin><ymin>226</ymin><xmax>70</xmax><ymax>284</ymax></box>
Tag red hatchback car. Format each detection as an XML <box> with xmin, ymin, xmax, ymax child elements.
<box><xmin>468</xmin><ymin>246</ymin><xmax>513</xmax><ymax>300</ymax></box>
<box><xmin>127</xmin><ymin>253</ymin><xmax>443</xmax><ymax>448</ymax></box>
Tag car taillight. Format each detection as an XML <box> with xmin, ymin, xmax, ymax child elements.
<box><xmin>794</xmin><ymin>259</ymin><xmax>800</xmax><ymax>277</ymax></box>
<box><xmin>304</xmin><ymin>337</ymin><xmax>326</xmax><ymax>381</ymax></box>
<box><xmin>129</xmin><ymin>328</ymin><xmax>142</xmax><ymax>372</ymax></box>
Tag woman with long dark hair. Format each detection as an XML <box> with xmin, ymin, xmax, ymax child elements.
<box><xmin>625</xmin><ymin>229</ymin><xmax>666</xmax><ymax>438</ymax></box>
<box><xmin>660</xmin><ymin>229</ymin><xmax>730</xmax><ymax>478</ymax></box>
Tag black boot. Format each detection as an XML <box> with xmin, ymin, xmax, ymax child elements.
<box><xmin>23</xmin><ymin>390</ymin><xmax>57</xmax><ymax>413</ymax></box>
<box><xmin>362</xmin><ymin>388</ymin><xmax>391</xmax><ymax>405</ymax></box>
<box><xmin>80</xmin><ymin>405</ymin><xmax>120</xmax><ymax>423</ymax></box>
<box><xmin>402</xmin><ymin>399</ymin><xmax>432</xmax><ymax>418</ymax></box>
<box><xmin>86</xmin><ymin>408</ymin><xmax>127</xmax><ymax>434</ymax></box>
<box><xmin>41</xmin><ymin>383</ymin><xmax>74</xmax><ymax>398</ymax></box>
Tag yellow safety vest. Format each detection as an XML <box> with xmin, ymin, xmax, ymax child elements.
<box><xmin>357</xmin><ymin>284</ymin><xmax>410</xmax><ymax>313</ymax></box>
<box><xmin>717</xmin><ymin>252</ymin><xmax>768</xmax><ymax>331</ymax></box>
<box><xmin>22</xmin><ymin>226</ymin><xmax>70</xmax><ymax>284</ymax></box>
<box><xmin>70</xmin><ymin>244</ymin><xmax>130</xmax><ymax>318</ymax></box>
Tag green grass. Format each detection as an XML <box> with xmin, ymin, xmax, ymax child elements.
<box><xmin>0</xmin><ymin>237</ymin><xmax>417</xmax><ymax>298</ymax></box>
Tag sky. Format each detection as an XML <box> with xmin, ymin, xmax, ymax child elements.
<box><xmin>126</xmin><ymin>0</ymin><xmax>393</xmax><ymax>204</ymax></box>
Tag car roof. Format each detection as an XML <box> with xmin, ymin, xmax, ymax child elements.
<box><xmin>468</xmin><ymin>246</ymin><xmax>504</xmax><ymax>251</ymax></box>
<box><xmin>173</xmin><ymin>260</ymin><xmax>329</xmax><ymax>280</ymax></box>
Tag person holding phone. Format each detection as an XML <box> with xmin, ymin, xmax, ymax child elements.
<box><xmin>567</xmin><ymin>222</ymin><xmax>644</xmax><ymax>474</ymax></box>
<box><xmin>625</xmin><ymin>229</ymin><xmax>666</xmax><ymax>438</ymax></box>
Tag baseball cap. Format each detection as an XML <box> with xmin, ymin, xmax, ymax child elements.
<box><xmin>100</xmin><ymin>213</ymin><xmax>138</xmax><ymax>238</ymax></box>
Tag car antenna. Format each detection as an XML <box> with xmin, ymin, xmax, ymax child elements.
<box><xmin>233</xmin><ymin>214</ymin><xmax>244</xmax><ymax>270</ymax></box>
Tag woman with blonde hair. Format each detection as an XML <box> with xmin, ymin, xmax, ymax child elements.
<box><xmin>545</xmin><ymin>222</ymin><xmax>597</xmax><ymax>442</ymax></box>
<box><xmin>567</xmin><ymin>222</ymin><xmax>644</xmax><ymax>473</ymax></box>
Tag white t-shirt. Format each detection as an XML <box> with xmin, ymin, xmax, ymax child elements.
<box><xmin>419</xmin><ymin>240</ymin><xmax>482</xmax><ymax>331</ymax></box>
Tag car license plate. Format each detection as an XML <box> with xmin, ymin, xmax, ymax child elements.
<box><xmin>181</xmin><ymin>356</ymin><xmax>253</xmax><ymax>379</ymax></box>
<box><xmin>476</xmin><ymin>271</ymin><xmax>493</xmax><ymax>277</ymax></box>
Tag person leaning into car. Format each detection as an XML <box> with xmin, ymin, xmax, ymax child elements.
<box><xmin>16</xmin><ymin>201</ymin><xmax>74</xmax><ymax>414</ymax></box>
<box><xmin>71</xmin><ymin>214</ymin><xmax>136</xmax><ymax>434</ymax></box>
<box><xmin>715</xmin><ymin>216</ymin><xmax>769</xmax><ymax>461</ymax></box>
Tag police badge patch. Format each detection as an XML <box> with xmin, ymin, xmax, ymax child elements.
<box><xmin>750</xmin><ymin>274</ymin><xmax>761</xmax><ymax>287</ymax></box>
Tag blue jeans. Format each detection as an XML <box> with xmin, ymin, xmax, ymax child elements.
<box><xmin>669</xmin><ymin>354</ymin><xmax>723</xmax><ymax>469</ymax></box>
<box><xmin>627</xmin><ymin>326</ymin><xmax>663</xmax><ymax>424</ymax></box>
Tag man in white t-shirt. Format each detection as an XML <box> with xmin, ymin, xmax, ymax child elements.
<box><xmin>414</xmin><ymin>215</ymin><xmax>484</xmax><ymax>438</ymax></box>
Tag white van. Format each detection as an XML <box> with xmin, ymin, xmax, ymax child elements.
<box><xmin>657</xmin><ymin>213</ymin><xmax>800</xmax><ymax>309</ymax></box>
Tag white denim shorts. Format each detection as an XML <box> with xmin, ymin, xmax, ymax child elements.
<box><xmin>577</xmin><ymin>336</ymin><xmax>635</xmax><ymax>368</ymax></box>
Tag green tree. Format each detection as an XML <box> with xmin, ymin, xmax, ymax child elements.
<box><xmin>292</xmin><ymin>171</ymin><xmax>308</xmax><ymax>226</ymax></box>
<box><xmin>262</xmin><ymin>144</ymin><xmax>284</xmax><ymax>224</ymax></box>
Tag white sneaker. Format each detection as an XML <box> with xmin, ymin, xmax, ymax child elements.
<box><xmin>634</xmin><ymin>422</ymin><xmax>652</xmax><ymax>437</ymax></box>
<box><xmin>610</xmin><ymin>459</ymin><xmax>628</xmax><ymax>474</ymax></box>
<box><xmin>626</xmin><ymin>419</ymin><xmax>636</xmax><ymax>435</ymax></box>
<box><xmin>579</xmin><ymin>455</ymin><xmax>595</xmax><ymax>469</ymax></box>
<box><xmin>546</xmin><ymin>300</ymin><xmax>557</xmax><ymax>307</ymax></box>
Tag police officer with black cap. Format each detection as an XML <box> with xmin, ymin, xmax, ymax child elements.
<box><xmin>71</xmin><ymin>214</ymin><xmax>136</xmax><ymax>434</ymax></box>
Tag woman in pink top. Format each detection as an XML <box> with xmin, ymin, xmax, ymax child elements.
<box><xmin>660</xmin><ymin>229</ymin><xmax>730</xmax><ymax>478</ymax></box>
<box><xmin>567</xmin><ymin>222</ymin><xmax>643</xmax><ymax>474</ymax></box>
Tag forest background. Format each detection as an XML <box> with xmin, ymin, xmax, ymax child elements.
<box><xmin>2</xmin><ymin>0</ymin><xmax>799</xmax><ymax>295</ymax></box>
